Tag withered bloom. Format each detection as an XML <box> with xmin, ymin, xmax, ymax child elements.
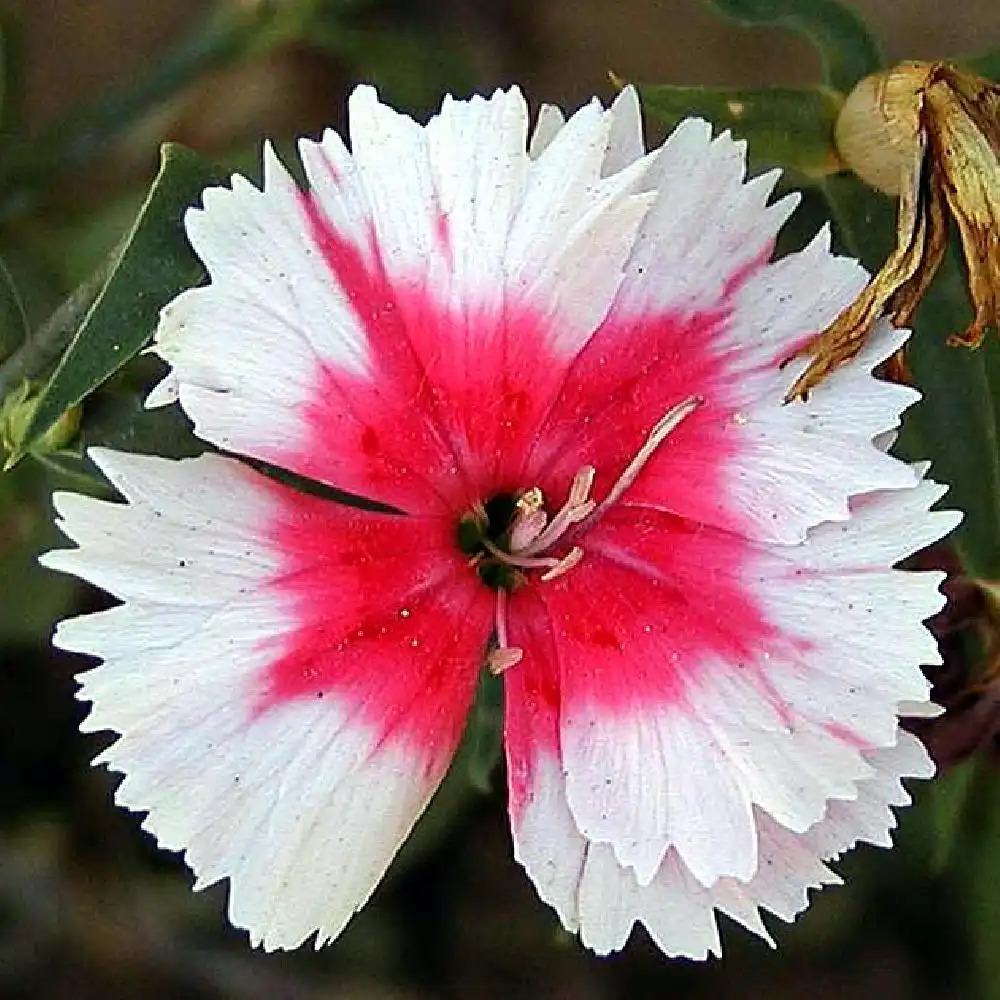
<box><xmin>788</xmin><ymin>61</ymin><xmax>1000</xmax><ymax>401</ymax></box>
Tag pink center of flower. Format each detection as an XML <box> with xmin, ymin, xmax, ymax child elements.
<box><xmin>462</xmin><ymin>395</ymin><xmax>703</xmax><ymax>674</ymax></box>
<box><xmin>260</xmin><ymin>188</ymin><xmax>782</xmax><ymax>736</ymax></box>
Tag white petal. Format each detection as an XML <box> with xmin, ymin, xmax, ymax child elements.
<box><xmin>510</xmin><ymin>727</ymin><xmax>931</xmax><ymax>958</ymax></box>
<box><xmin>603</xmin><ymin>86</ymin><xmax>646</xmax><ymax>175</ymax></box>
<box><xmin>507</xmin><ymin>98</ymin><xmax>659</xmax><ymax>356</ymax></box>
<box><xmin>538</xmin><ymin>119</ymin><xmax>924</xmax><ymax>550</ymax></box>
<box><xmin>424</xmin><ymin>88</ymin><xmax>531</xmax><ymax>317</ymax></box>
<box><xmin>560</xmin><ymin>703</ymin><xmax>757</xmax><ymax>887</ymax></box>
<box><xmin>511</xmin><ymin>750</ymin><xmax>587</xmax><ymax>935</ymax></box>
<box><xmin>42</xmin><ymin>448</ymin><xmax>484</xmax><ymax>950</ymax></box>
<box><xmin>511</xmin><ymin>457</ymin><xmax>954</xmax><ymax>920</ymax></box>
<box><xmin>144</xmin><ymin>369</ymin><xmax>180</xmax><ymax>408</ymax></box>
<box><xmin>346</xmin><ymin>84</ymin><xmax>454</xmax><ymax>293</ymax></box>
<box><xmin>105</xmin><ymin>684</ymin><xmax>442</xmax><ymax>949</ymax></box>
<box><xmin>527</xmin><ymin>87</ymin><xmax>643</xmax><ymax>172</ymax></box>
<box><xmin>151</xmin><ymin>86</ymin><xmax>660</xmax><ymax>510</ymax></box>
<box><xmin>613</xmin><ymin>120</ymin><xmax>797</xmax><ymax>319</ymax></box>
<box><xmin>670</xmin><ymin>462</ymin><xmax>956</xmax><ymax>841</ymax></box>
<box><xmin>528</xmin><ymin>103</ymin><xmax>565</xmax><ymax>159</ymax></box>
<box><xmin>153</xmin><ymin>141</ymin><xmax>371</xmax><ymax>463</ymax></box>
<box><xmin>747</xmin><ymin>465</ymin><xmax>958</xmax><ymax>755</ymax></box>
<box><xmin>718</xmin><ymin>318</ymin><xmax>923</xmax><ymax>545</ymax></box>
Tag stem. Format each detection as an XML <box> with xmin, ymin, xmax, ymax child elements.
<box><xmin>0</xmin><ymin>255</ymin><xmax>112</xmax><ymax>401</ymax></box>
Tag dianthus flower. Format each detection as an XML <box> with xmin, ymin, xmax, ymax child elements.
<box><xmin>42</xmin><ymin>85</ymin><xmax>959</xmax><ymax>957</ymax></box>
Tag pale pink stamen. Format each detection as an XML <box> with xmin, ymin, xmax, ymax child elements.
<box><xmin>517</xmin><ymin>466</ymin><xmax>596</xmax><ymax>557</ymax></box>
<box><xmin>539</xmin><ymin>545</ymin><xmax>584</xmax><ymax>581</ymax></box>
<box><xmin>488</xmin><ymin>588</ymin><xmax>523</xmax><ymax>674</ymax></box>
<box><xmin>590</xmin><ymin>394</ymin><xmax>703</xmax><ymax>521</ymax></box>
<box><xmin>509</xmin><ymin>506</ymin><xmax>548</xmax><ymax>553</ymax></box>
<box><xmin>476</xmin><ymin>398</ymin><xmax>701</xmax><ymax>605</ymax></box>
<box><xmin>481</xmin><ymin>538</ymin><xmax>567</xmax><ymax>573</ymax></box>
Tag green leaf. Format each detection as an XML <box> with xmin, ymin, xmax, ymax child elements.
<box><xmin>0</xmin><ymin>6</ymin><xmax>275</xmax><ymax>218</ymax></box>
<box><xmin>927</xmin><ymin>759</ymin><xmax>981</xmax><ymax>872</ymax></box>
<box><xmin>0</xmin><ymin>460</ymin><xmax>78</xmax><ymax>642</ymax></box>
<box><xmin>902</xmin><ymin>251</ymin><xmax>1000</xmax><ymax>579</ymax></box>
<box><xmin>0</xmin><ymin>16</ymin><xmax>7</xmax><ymax>138</ymax></box>
<box><xmin>318</xmin><ymin>24</ymin><xmax>474</xmax><ymax>116</ymax></box>
<box><xmin>390</xmin><ymin>695</ymin><xmax>492</xmax><ymax>874</ymax></box>
<box><xmin>639</xmin><ymin>84</ymin><xmax>842</xmax><ymax>179</ymax></box>
<box><xmin>78</xmin><ymin>371</ymin><xmax>203</xmax><ymax>461</ymax></box>
<box><xmin>0</xmin><ymin>10</ymin><xmax>24</xmax><ymax>141</ymax></box>
<box><xmin>6</xmin><ymin>143</ymin><xmax>226</xmax><ymax>467</ymax></box>
<box><xmin>963</xmin><ymin>49</ymin><xmax>1000</xmax><ymax>82</ymax></box>
<box><xmin>702</xmin><ymin>0</ymin><xmax>881</xmax><ymax>92</ymax></box>
<box><xmin>949</xmin><ymin>762</ymin><xmax>1000</xmax><ymax>1000</ymax></box>
<box><xmin>818</xmin><ymin>171</ymin><xmax>896</xmax><ymax>263</ymax></box>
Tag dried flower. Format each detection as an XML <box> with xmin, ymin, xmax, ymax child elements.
<box><xmin>788</xmin><ymin>61</ymin><xmax>1000</xmax><ymax>401</ymax></box>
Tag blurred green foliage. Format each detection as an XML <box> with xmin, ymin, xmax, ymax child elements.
<box><xmin>638</xmin><ymin>83</ymin><xmax>843</xmax><ymax>180</ymax></box>
<box><xmin>702</xmin><ymin>0</ymin><xmax>881</xmax><ymax>91</ymax></box>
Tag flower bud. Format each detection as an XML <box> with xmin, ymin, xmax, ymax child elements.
<box><xmin>834</xmin><ymin>64</ymin><xmax>929</xmax><ymax>196</ymax></box>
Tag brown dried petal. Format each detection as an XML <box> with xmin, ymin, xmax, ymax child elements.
<box><xmin>787</xmin><ymin>62</ymin><xmax>1000</xmax><ymax>402</ymax></box>
<box><xmin>785</xmin><ymin>128</ymin><xmax>944</xmax><ymax>401</ymax></box>
<box><xmin>924</xmin><ymin>69</ymin><xmax>1000</xmax><ymax>347</ymax></box>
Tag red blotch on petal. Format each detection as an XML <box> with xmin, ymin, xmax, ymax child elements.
<box><xmin>525</xmin><ymin>273</ymin><xmax>771</xmax><ymax>541</ymax></box>
<box><xmin>258</xmin><ymin>479</ymin><xmax>492</xmax><ymax>762</ymax></box>
<box><xmin>504</xmin><ymin>504</ymin><xmax>790</xmax><ymax>804</ymax></box>
<box><xmin>503</xmin><ymin>586</ymin><xmax>562</xmax><ymax>818</ymax></box>
<box><xmin>823</xmin><ymin>720</ymin><xmax>873</xmax><ymax>751</ymax></box>
<box><xmin>433</xmin><ymin>205</ymin><xmax>453</xmax><ymax>270</ymax></box>
<box><xmin>285</xmin><ymin>191</ymin><xmax>607</xmax><ymax>513</ymax></box>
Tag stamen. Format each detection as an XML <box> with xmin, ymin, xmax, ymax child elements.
<box><xmin>482</xmin><ymin>538</ymin><xmax>565</xmax><ymax>573</ymax></box>
<box><xmin>539</xmin><ymin>545</ymin><xmax>584</xmax><ymax>581</ymax></box>
<box><xmin>509</xmin><ymin>506</ymin><xmax>548</xmax><ymax>553</ymax></box>
<box><xmin>591</xmin><ymin>395</ymin><xmax>702</xmax><ymax>519</ymax></box>
<box><xmin>465</xmin><ymin>396</ymin><xmax>699</xmax><ymax>594</ymax></box>
<box><xmin>488</xmin><ymin>589</ymin><xmax>523</xmax><ymax>674</ymax></box>
<box><xmin>519</xmin><ymin>465</ymin><xmax>596</xmax><ymax>557</ymax></box>
<box><xmin>495</xmin><ymin>587</ymin><xmax>510</xmax><ymax>647</ymax></box>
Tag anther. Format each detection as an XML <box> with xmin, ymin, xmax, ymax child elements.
<box><xmin>540</xmin><ymin>545</ymin><xmax>584</xmax><ymax>581</ymax></box>
<box><xmin>487</xmin><ymin>646</ymin><xmax>524</xmax><ymax>674</ymax></box>
<box><xmin>518</xmin><ymin>466</ymin><xmax>596</xmax><ymax>557</ymax></box>
<box><xmin>517</xmin><ymin>487</ymin><xmax>544</xmax><ymax>514</ymax></box>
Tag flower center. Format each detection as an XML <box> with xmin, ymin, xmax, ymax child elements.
<box><xmin>457</xmin><ymin>394</ymin><xmax>702</xmax><ymax>675</ymax></box>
